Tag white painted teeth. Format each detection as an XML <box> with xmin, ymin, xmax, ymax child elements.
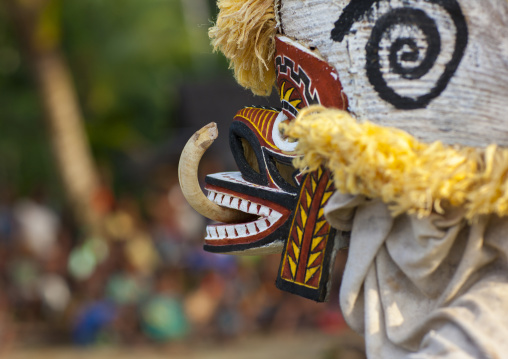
<box><xmin>217</xmin><ymin>226</ymin><xmax>226</xmax><ymax>238</ymax></box>
<box><xmin>246</xmin><ymin>222</ymin><xmax>257</xmax><ymax>235</ymax></box>
<box><xmin>207</xmin><ymin>228</ymin><xmax>217</xmax><ymax>239</ymax></box>
<box><xmin>256</xmin><ymin>219</ymin><xmax>268</xmax><ymax>232</ymax></box>
<box><xmin>248</xmin><ymin>203</ymin><xmax>259</xmax><ymax>215</ymax></box>
<box><xmin>204</xmin><ymin>190</ymin><xmax>283</xmax><ymax>240</ymax></box>
<box><xmin>236</xmin><ymin>225</ymin><xmax>247</xmax><ymax>237</ymax></box>
<box><xmin>230</xmin><ymin>197</ymin><xmax>240</xmax><ymax>209</ymax></box>
<box><xmin>225</xmin><ymin>226</ymin><xmax>236</xmax><ymax>238</ymax></box>
<box><xmin>222</xmin><ymin>195</ymin><xmax>231</xmax><ymax>205</ymax></box>
<box><xmin>206</xmin><ymin>190</ymin><xmax>267</xmax><ymax>214</ymax></box>
<box><xmin>239</xmin><ymin>200</ymin><xmax>249</xmax><ymax>213</ymax></box>
<box><xmin>258</xmin><ymin>205</ymin><xmax>270</xmax><ymax>217</ymax></box>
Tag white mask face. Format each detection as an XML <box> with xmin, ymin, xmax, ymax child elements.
<box><xmin>279</xmin><ymin>0</ymin><xmax>508</xmax><ymax>147</ymax></box>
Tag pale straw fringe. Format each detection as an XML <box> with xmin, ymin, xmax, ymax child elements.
<box><xmin>209</xmin><ymin>0</ymin><xmax>277</xmax><ymax>96</ymax></box>
<box><xmin>283</xmin><ymin>106</ymin><xmax>508</xmax><ymax>219</ymax></box>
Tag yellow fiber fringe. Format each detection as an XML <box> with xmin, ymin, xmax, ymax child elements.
<box><xmin>283</xmin><ymin>106</ymin><xmax>508</xmax><ymax>219</ymax></box>
<box><xmin>209</xmin><ymin>0</ymin><xmax>277</xmax><ymax>96</ymax></box>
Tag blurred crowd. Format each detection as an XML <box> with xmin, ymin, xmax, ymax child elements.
<box><xmin>0</xmin><ymin>165</ymin><xmax>346</xmax><ymax>350</ymax></box>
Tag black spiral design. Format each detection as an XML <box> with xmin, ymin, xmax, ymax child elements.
<box><xmin>332</xmin><ymin>0</ymin><xmax>468</xmax><ymax>110</ymax></box>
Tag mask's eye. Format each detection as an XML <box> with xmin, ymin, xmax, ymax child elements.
<box><xmin>229</xmin><ymin>122</ymin><xmax>268</xmax><ymax>186</ymax></box>
<box><xmin>240</xmin><ymin>138</ymin><xmax>260</xmax><ymax>174</ymax></box>
<box><xmin>274</xmin><ymin>160</ymin><xmax>297</xmax><ymax>188</ymax></box>
<box><xmin>264</xmin><ymin>150</ymin><xmax>299</xmax><ymax>194</ymax></box>
<box><xmin>331</xmin><ymin>0</ymin><xmax>468</xmax><ymax>110</ymax></box>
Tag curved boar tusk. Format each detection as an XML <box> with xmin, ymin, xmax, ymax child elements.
<box><xmin>178</xmin><ymin>123</ymin><xmax>253</xmax><ymax>224</ymax></box>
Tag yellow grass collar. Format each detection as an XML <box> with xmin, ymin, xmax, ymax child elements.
<box><xmin>283</xmin><ymin>106</ymin><xmax>508</xmax><ymax>220</ymax></box>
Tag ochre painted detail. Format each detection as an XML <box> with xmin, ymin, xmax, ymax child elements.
<box><xmin>280</xmin><ymin>167</ymin><xmax>335</xmax><ymax>289</ymax></box>
<box><xmin>275</xmin><ymin>35</ymin><xmax>348</xmax><ymax>120</ymax></box>
<box><xmin>235</xmin><ymin>107</ymin><xmax>280</xmax><ymax>149</ymax></box>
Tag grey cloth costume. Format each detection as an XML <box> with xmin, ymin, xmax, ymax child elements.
<box><xmin>325</xmin><ymin>193</ymin><xmax>508</xmax><ymax>358</ymax></box>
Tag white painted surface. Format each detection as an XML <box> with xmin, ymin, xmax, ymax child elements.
<box><xmin>278</xmin><ymin>35</ymin><xmax>325</xmax><ymax>60</ymax></box>
<box><xmin>273</xmin><ymin>112</ymin><xmax>299</xmax><ymax>152</ymax></box>
<box><xmin>279</xmin><ymin>0</ymin><xmax>508</xmax><ymax>148</ymax></box>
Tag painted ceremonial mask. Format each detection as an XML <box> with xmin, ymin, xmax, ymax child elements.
<box><xmin>181</xmin><ymin>0</ymin><xmax>508</xmax><ymax>301</ymax></box>
<box><xmin>202</xmin><ymin>36</ymin><xmax>348</xmax><ymax>301</ymax></box>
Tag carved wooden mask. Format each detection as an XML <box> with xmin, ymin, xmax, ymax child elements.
<box><xmin>203</xmin><ymin>35</ymin><xmax>348</xmax><ymax>301</ymax></box>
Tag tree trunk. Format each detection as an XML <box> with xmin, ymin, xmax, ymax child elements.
<box><xmin>5</xmin><ymin>0</ymin><xmax>101</xmax><ymax>233</ymax></box>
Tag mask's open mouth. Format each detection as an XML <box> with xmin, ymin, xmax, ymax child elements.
<box><xmin>205</xmin><ymin>189</ymin><xmax>283</xmax><ymax>240</ymax></box>
<box><xmin>203</xmin><ymin>172</ymin><xmax>294</xmax><ymax>255</ymax></box>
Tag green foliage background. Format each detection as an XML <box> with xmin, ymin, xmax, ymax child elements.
<box><xmin>0</xmin><ymin>0</ymin><xmax>226</xmax><ymax>197</ymax></box>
